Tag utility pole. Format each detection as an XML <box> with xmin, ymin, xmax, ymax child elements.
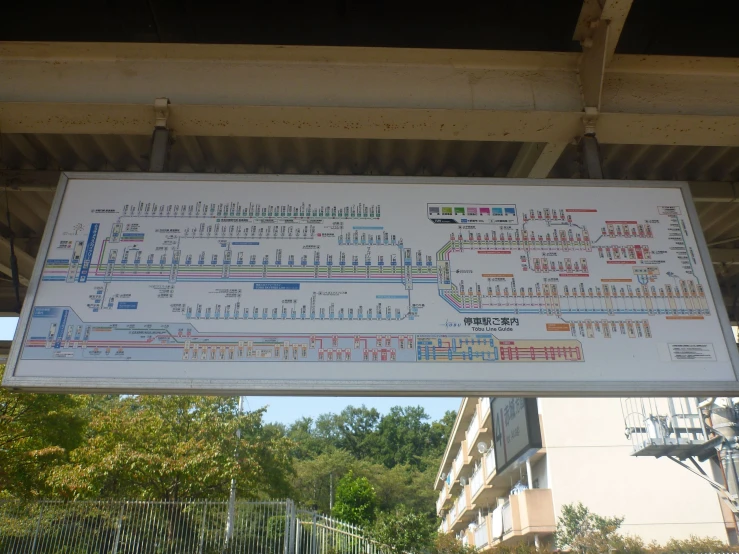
<box><xmin>224</xmin><ymin>396</ymin><xmax>244</xmax><ymax>552</ymax></box>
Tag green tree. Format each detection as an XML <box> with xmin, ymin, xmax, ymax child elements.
<box><xmin>293</xmin><ymin>448</ymin><xmax>356</xmax><ymax>512</ymax></box>
<box><xmin>432</xmin><ymin>533</ymin><xmax>477</xmax><ymax>554</ymax></box>
<box><xmin>365</xmin><ymin>460</ymin><xmax>438</xmax><ymax>515</ymax></box>
<box><xmin>0</xmin><ymin>365</ymin><xmax>86</xmax><ymax>498</ymax></box>
<box><xmin>555</xmin><ymin>502</ymin><xmax>627</xmax><ymax>554</ymax></box>
<box><xmin>314</xmin><ymin>405</ymin><xmax>381</xmax><ymax>459</ymax></box>
<box><xmin>47</xmin><ymin>395</ymin><xmax>294</xmax><ymax>500</ymax></box>
<box><xmin>286</xmin><ymin>417</ymin><xmax>327</xmax><ymax>459</ymax></box>
<box><xmin>375</xmin><ymin>406</ymin><xmax>443</xmax><ymax>469</ymax></box>
<box><xmin>372</xmin><ymin>506</ymin><xmax>438</xmax><ymax>553</ymax></box>
<box><xmin>332</xmin><ymin>471</ymin><xmax>377</xmax><ymax>526</ymax></box>
<box><xmin>287</xmin><ymin>405</ymin><xmax>458</xmax><ymax>518</ymax></box>
<box><xmin>659</xmin><ymin>535</ymin><xmax>739</xmax><ymax>553</ymax></box>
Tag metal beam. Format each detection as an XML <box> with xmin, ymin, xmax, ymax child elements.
<box><xmin>508</xmin><ymin>143</ymin><xmax>546</xmax><ymax>178</ymax></box>
<box><xmin>574</xmin><ymin>0</ymin><xmax>634</xmax><ymax>65</ymax></box>
<box><xmin>579</xmin><ymin>20</ymin><xmax>609</xmax><ymax>111</ymax></box>
<box><xmin>0</xmin><ymin>103</ymin><xmax>586</xmax><ymax>143</ymax></box>
<box><xmin>3</xmin><ymin>103</ymin><xmax>739</xmax><ymax>147</ymax></box>
<box><xmin>528</xmin><ymin>143</ymin><xmax>569</xmax><ymax>178</ymax></box>
<box><xmin>710</xmin><ymin>249</ymin><xmax>739</xmax><ymax>265</ymax></box>
<box><xmin>1</xmin><ymin>43</ymin><xmax>739</xmax><ymax>146</ymax></box>
<box><xmin>508</xmin><ymin>142</ymin><xmax>568</xmax><ymax>178</ymax></box>
<box><xmin>0</xmin><ymin>236</ymin><xmax>34</xmax><ymax>286</ymax></box>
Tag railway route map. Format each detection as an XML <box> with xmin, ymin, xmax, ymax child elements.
<box><xmin>5</xmin><ymin>175</ymin><xmax>739</xmax><ymax>394</ymax></box>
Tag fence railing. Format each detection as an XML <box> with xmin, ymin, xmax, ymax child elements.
<box><xmin>0</xmin><ymin>499</ymin><xmax>393</xmax><ymax>554</ymax></box>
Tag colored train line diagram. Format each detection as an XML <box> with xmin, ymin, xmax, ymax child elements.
<box><xmin>21</xmin><ymin>185</ymin><xmax>715</xmax><ymax>366</ymax></box>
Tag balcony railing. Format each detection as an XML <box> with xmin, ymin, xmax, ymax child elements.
<box><xmin>436</xmin><ymin>488</ymin><xmax>447</xmax><ymax>514</ymax></box>
<box><xmin>474</xmin><ymin>521</ymin><xmax>489</xmax><ymax>548</ymax></box>
<box><xmin>465</xmin><ymin>412</ymin><xmax>480</xmax><ymax>445</ymax></box>
<box><xmin>484</xmin><ymin>447</ymin><xmax>495</xmax><ymax>477</ymax></box>
<box><xmin>481</xmin><ymin>397</ymin><xmax>491</xmax><ymax>419</ymax></box>
<box><xmin>470</xmin><ymin>466</ymin><xmax>484</xmax><ymax>497</ymax></box>
<box><xmin>454</xmin><ymin>491</ymin><xmax>467</xmax><ymax>519</ymax></box>
<box><xmin>452</xmin><ymin>447</ymin><xmax>464</xmax><ymax>478</ymax></box>
<box><xmin>502</xmin><ymin>501</ymin><xmax>513</xmax><ymax>534</ymax></box>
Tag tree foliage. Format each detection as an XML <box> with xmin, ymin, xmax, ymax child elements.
<box><xmin>432</xmin><ymin>533</ymin><xmax>477</xmax><ymax>554</ymax></box>
<box><xmin>331</xmin><ymin>471</ymin><xmax>377</xmax><ymax>526</ymax></box>
<box><xmin>0</xmin><ymin>365</ymin><xmax>86</xmax><ymax>498</ymax></box>
<box><xmin>555</xmin><ymin>502</ymin><xmax>625</xmax><ymax>553</ymax></box>
<box><xmin>286</xmin><ymin>406</ymin><xmax>455</xmax><ymax>518</ymax></box>
<box><xmin>286</xmin><ymin>405</ymin><xmax>455</xmax><ymax>470</ymax></box>
<box><xmin>47</xmin><ymin>395</ymin><xmax>293</xmax><ymax>500</ymax></box>
<box><xmin>658</xmin><ymin>535</ymin><xmax>739</xmax><ymax>553</ymax></box>
<box><xmin>372</xmin><ymin>506</ymin><xmax>438</xmax><ymax>554</ymax></box>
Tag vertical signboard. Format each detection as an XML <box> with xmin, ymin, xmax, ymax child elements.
<box><xmin>491</xmin><ymin>397</ymin><xmax>542</xmax><ymax>473</ymax></box>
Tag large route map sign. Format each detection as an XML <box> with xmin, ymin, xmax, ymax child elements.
<box><xmin>4</xmin><ymin>174</ymin><xmax>739</xmax><ymax>394</ymax></box>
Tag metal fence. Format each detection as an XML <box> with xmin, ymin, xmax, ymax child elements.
<box><xmin>0</xmin><ymin>500</ymin><xmax>393</xmax><ymax>554</ymax></box>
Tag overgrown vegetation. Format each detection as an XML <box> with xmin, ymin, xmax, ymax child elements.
<box><xmin>553</xmin><ymin>502</ymin><xmax>739</xmax><ymax>554</ymax></box>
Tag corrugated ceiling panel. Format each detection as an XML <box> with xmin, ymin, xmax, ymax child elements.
<box><xmin>551</xmin><ymin>144</ymin><xmax>739</xmax><ymax>182</ymax></box>
<box><xmin>3</xmin><ymin>133</ymin><xmax>739</xmax><ymax>313</ymax></box>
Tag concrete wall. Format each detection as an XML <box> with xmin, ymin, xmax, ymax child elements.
<box><xmin>531</xmin><ymin>457</ymin><xmax>548</xmax><ymax>490</ymax></box>
<box><xmin>539</xmin><ymin>397</ymin><xmax>729</xmax><ymax>545</ymax></box>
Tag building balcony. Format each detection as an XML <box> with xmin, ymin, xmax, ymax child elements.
<box><xmin>490</xmin><ymin>489</ymin><xmax>555</xmax><ymax>547</ymax></box>
<box><xmin>448</xmin><ymin>441</ymin><xmax>470</xmax><ymax>494</ymax></box>
<box><xmin>439</xmin><ymin>515</ymin><xmax>450</xmax><ymax>534</ymax></box>
<box><xmin>435</xmin><ymin>398</ymin><xmax>478</xmax><ymax>494</ymax></box>
<box><xmin>480</xmin><ymin>396</ymin><xmax>491</xmax><ymax>422</ymax></box>
<box><xmin>465</xmin><ymin>401</ymin><xmax>491</xmax><ymax>459</ymax></box>
<box><xmin>472</xmin><ymin>519</ymin><xmax>490</xmax><ymax>550</ymax></box>
<box><xmin>436</xmin><ymin>483</ymin><xmax>452</xmax><ymax>515</ymax></box>
<box><xmin>469</xmin><ymin>466</ymin><xmax>485</xmax><ymax>498</ymax></box>
<box><xmin>483</xmin><ymin>447</ymin><xmax>496</xmax><ymax>480</ymax></box>
<box><xmin>448</xmin><ymin>485</ymin><xmax>475</xmax><ymax>532</ymax></box>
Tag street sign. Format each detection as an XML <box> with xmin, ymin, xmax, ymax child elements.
<box><xmin>4</xmin><ymin>173</ymin><xmax>738</xmax><ymax>394</ymax></box>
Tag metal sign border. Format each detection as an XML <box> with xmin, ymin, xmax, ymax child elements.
<box><xmin>4</xmin><ymin>172</ymin><xmax>738</xmax><ymax>396</ymax></box>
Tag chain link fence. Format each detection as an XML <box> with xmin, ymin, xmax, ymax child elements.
<box><xmin>0</xmin><ymin>500</ymin><xmax>392</xmax><ymax>554</ymax></box>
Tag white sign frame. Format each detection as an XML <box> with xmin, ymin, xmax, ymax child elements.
<box><xmin>3</xmin><ymin>172</ymin><xmax>739</xmax><ymax>395</ymax></box>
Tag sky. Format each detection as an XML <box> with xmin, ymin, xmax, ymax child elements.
<box><xmin>0</xmin><ymin>317</ymin><xmax>460</xmax><ymax>425</ymax></box>
<box><xmin>245</xmin><ymin>396</ymin><xmax>460</xmax><ymax>426</ymax></box>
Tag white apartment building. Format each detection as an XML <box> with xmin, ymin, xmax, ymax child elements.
<box><xmin>435</xmin><ymin>397</ymin><xmax>735</xmax><ymax>550</ymax></box>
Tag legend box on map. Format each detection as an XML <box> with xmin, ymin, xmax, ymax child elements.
<box><xmin>427</xmin><ymin>203</ymin><xmax>518</xmax><ymax>225</ymax></box>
